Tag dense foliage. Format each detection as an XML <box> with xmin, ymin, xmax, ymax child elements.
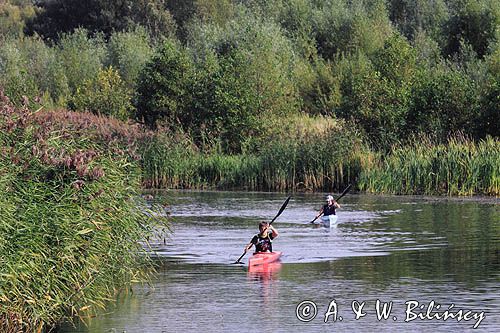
<box><xmin>0</xmin><ymin>92</ymin><xmax>168</xmax><ymax>332</ymax></box>
<box><xmin>0</xmin><ymin>0</ymin><xmax>497</xmax><ymax>153</ymax></box>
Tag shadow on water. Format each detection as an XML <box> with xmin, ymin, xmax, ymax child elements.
<box><xmin>61</xmin><ymin>190</ymin><xmax>500</xmax><ymax>332</ymax></box>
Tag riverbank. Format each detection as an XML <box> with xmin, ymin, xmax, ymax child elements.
<box><xmin>142</xmin><ymin>131</ymin><xmax>499</xmax><ymax>196</ymax></box>
<box><xmin>0</xmin><ymin>95</ymin><xmax>168</xmax><ymax>332</ymax></box>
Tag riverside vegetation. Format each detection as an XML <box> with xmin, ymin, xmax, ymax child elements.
<box><xmin>0</xmin><ymin>93</ymin><xmax>169</xmax><ymax>332</ymax></box>
<box><xmin>0</xmin><ymin>0</ymin><xmax>499</xmax><ymax>331</ymax></box>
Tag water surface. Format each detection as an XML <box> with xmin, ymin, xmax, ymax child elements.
<box><xmin>63</xmin><ymin>191</ymin><xmax>499</xmax><ymax>332</ymax></box>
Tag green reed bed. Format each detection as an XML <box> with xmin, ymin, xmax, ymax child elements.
<box><xmin>142</xmin><ymin>138</ymin><xmax>262</xmax><ymax>189</ymax></box>
<box><xmin>142</xmin><ymin>120</ymin><xmax>366</xmax><ymax>192</ymax></box>
<box><xmin>358</xmin><ymin>136</ymin><xmax>499</xmax><ymax>196</ymax></box>
<box><xmin>0</xmin><ymin>93</ymin><xmax>168</xmax><ymax>332</ymax></box>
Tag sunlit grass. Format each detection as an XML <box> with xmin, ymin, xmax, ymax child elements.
<box><xmin>0</xmin><ymin>93</ymin><xmax>168</xmax><ymax>332</ymax></box>
<box><xmin>358</xmin><ymin>135</ymin><xmax>499</xmax><ymax>196</ymax></box>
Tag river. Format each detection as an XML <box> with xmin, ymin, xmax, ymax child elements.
<box><xmin>62</xmin><ymin>190</ymin><xmax>499</xmax><ymax>332</ymax></box>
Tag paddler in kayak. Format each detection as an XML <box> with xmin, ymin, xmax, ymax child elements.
<box><xmin>314</xmin><ymin>195</ymin><xmax>340</xmax><ymax>221</ymax></box>
<box><xmin>244</xmin><ymin>221</ymin><xmax>278</xmax><ymax>254</ymax></box>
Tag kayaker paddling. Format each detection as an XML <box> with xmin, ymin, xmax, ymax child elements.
<box><xmin>244</xmin><ymin>221</ymin><xmax>278</xmax><ymax>254</ymax></box>
<box><xmin>308</xmin><ymin>185</ymin><xmax>351</xmax><ymax>225</ymax></box>
<box><xmin>314</xmin><ymin>195</ymin><xmax>340</xmax><ymax>222</ymax></box>
<box><xmin>233</xmin><ymin>196</ymin><xmax>290</xmax><ymax>264</ymax></box>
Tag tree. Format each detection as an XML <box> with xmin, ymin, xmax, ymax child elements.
<box><xmin>406</xmin><ymin>66</ymin><xmax>481</xmax><ymax>141</ymax></box>
<box><xmin>442</xmin><ymin>0</ymin><xmax>498</xmax><ymax>59</ymax></box>
<box><xmin>25</xmin><ymin>0</ymin><xmax>176</xmax><ymax>41</ymax></box>
<box><xmin>73</xmin><ymin>66</ymin><xmax>132</xmax><ymax>120</ymax></box>
<box><xmin>135</xmin><ymin>39</ymin><xmax>193</xmax><ymax>127</ymax></box>
<box><xmin>338</xmin><ymin>52</ymin><xmax>410</xmax><ymax>148</ymax></box>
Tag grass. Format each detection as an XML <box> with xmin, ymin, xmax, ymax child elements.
<box><xmin>141</xmin><ymin>116</ymin><xmax>368</xmax><ymax>192</ymax></box>
<box><xmin>358</xmin><ymin>135</ymin><xmax>499</xmax><ymax>196</ymax></box>
<box><xmin>142</xmin><ymin>124</ymin><xmax>498</xmax><ymax>196</ymax></box>
<box><xmin>0</xmin><ymin>92</ymin><xmax>168</xmax><ymax>332</ymax></box>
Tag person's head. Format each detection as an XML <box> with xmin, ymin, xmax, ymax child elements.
<box><xmin>326</xmin><ymin>195</ymin><xmax>334</xmax><ymax>204</ymax></box>
<box><xmin>259</xmin><ymin>221</ymin><xmax>269</xmax><ymax>233</ymax></box>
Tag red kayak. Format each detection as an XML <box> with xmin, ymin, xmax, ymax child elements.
<box><xmin>248</xmin><ymin>251</ymin><xmax>282</xmax><ymax>267</ymax></box>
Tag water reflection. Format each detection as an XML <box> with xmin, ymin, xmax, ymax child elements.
<box><xmin>248</xmin><ymin>261</ymin><xmax>283</xmax><ymax>306</ymax></box>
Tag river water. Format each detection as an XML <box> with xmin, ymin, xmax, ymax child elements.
<box><xmin>63</xmin><ymin>190</ymin><xmax>499</xmax><ymax>332</ymax></box>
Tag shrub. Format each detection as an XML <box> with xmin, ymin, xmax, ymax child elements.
<box><xmin>107</xmin><ymin>27</ymin><xmax>154</xmax><ymax>88</ymax></box>
<box><xmin>312</xmin><ymin>0</ymin><xmax>393</xmax><ymax>58</ymax></box>
<box><xmin>387</xmin><ymin>0</ymin><xmax>449</xmax><ymax>41</ymax></box>
<box><xmin>0</xmin><ymin>1</ymin><xmax>36</xmax><ymax>39</ymax></box>
<box><xmin>25</xmin><ymin>0</ymin><xmax>177</xmax><ymax>41</ymax></box>
<box><xmin>58</xmin><ymin>29</ymin><xmax>106</xmax><ymax>95</ymax></box>
<box><xmin>135</xmin><ymin>39</ymin><xmax>194</xmax><ymax>127</ymax></box>
<box><xmin>73</xmin><ymin>66</ymin><xmax>133</xmax><ymax>120</ymax></box>
<box><xmin>442</xmin><ymin>0</ymin><xmax>498</xmax><ymax>59</ymax></box>
<box><xmin>0</xmin><ymin>38</ymin><xmax>38</xmax><ymax>106</ymax></box>
<box><xmin>406</xmin><ymin>65</ymin><xmax>481</xmax><ymax>141</ymax></box>
<box><xmin>337</xmin><ymin>52</ymin><xmax>409</xmax><ymax>148</ymax></box>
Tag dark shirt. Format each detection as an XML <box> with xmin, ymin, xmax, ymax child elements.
<box><xmin>251</xmin><ymin>231</ymin><xmax>274</xmax><ymax>252</ymax></box>
<box><xmin>322</xmin><ymin>204</ymin><xmax>336</xmax><ymax>216</ymax></box>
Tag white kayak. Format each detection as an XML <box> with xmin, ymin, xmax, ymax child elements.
<box><xmin>319</xmin><ymin>215</ymin><xmax>338</xmax><ymax>228</ymax></box>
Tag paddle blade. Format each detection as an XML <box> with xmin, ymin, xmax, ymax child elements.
<box><xmin>270</xmin><ymin>196</ymin><xmax>291</xmax><ymax>224</ymax></box>
<box><xmin>335</xmin><ymin>184</ymin><xmax>352</xmax><ymax>202</ymax></box>
<box><xmin>233</xmin><ymin>251</ymin><xmax>247</xmax><ymax>264</ymax></box>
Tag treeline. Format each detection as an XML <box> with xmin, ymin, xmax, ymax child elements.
<box><xmin>0</xmin><ymin>0</ymin><xmax>498</xmax><ymax>196</ymax></box>
<box><xmin>1</xmin><ymin>0</ymin><xmax>498</xmax><ymax>151</ymax></box>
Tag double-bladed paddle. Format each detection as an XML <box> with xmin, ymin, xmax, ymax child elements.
<box><xmin>233</xmin><ymin>196</ymin><xmax>291</xmax><ymax>264</ymax></box>
<box><xmin>309</xmin><ymin>184</ymin><xmax>352</xmax><ymax>224</ymax></box>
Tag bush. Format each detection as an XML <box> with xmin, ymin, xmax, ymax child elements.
<box><xmin>107</xmin><ymin>27</ymin><xmax>154</xmax><ymax>88</ymax></box>
<box><xmin>0</xmin><ymin>38</ymin><xmax>38</xmax><ymax>106</ymax></box>
<box><xmin>186</xmin><ymin>10</ymin><xmax>301</xmax><ymax>152</ymax></box>
<box><xmin>58</xmin><ymin>29</ymin><xmax>106</xmax><ymax>95</ymax></box>
<box><xmin>0</xmin><ymin>1</ymin><xmax>36</xmax><ymax>39</ymax></box>
<box><xmin>25</xmin><ymin>0</ymin><xmax>177</xmax><ymax>41</ymax></box>
<box><xmin>337</xmin><ymin>52</ymin><xmax>409</xmax><ymax>148</ymax></box>
<box><xmin>73</xmin><ymin>66</ymin><xmax>133</xmax><ymax>120</ymax></box>
<box><xmin>387</xmin><ymin>0</ymin><xmax>449</xmax><ymax>41</ymax></box>
<box><xmin>312</xmin><ymin>0</ymin><xmax>393</xmax><ymax>58</ymax></box>
<box><xmin>406</xmin><ymin>65</ymin><xmax>481</xmax><ymax>141</ymax></box>
<box><xmin>295</xmin><ymin>56</ymin><xmax>341</xmax><ymax>116</ymax></box>
<box><xmin>442</xmin><ymin>0</ymin><xmax>498</xmax><ymax>59</ymax></box>
<box><xmin>135</xmin><ymin>39</ymin><xmax>194</xmax><ymax>127</ymax></box>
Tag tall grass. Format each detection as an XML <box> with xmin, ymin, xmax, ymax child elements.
<box><xmin>0</xmin><ymin>91</ymin><xmax>168</xmax><ymax>332</ymax></box>
<box><xmin>142</xmin><ymin>116</ymin><xmax>368</xmax><ymax>191</ymax></box>
<box><xmin>358</xmin><ymin>135</ymin><xmax>499</xmax><ymax>195</ymax></box>
<box><xmin>142</xmin><ymin>122</ymin><xmax>498</xmax><ymax>196</ymax></box>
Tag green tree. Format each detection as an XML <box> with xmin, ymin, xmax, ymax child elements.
<box><xmin>57</xmin><ymin>29</ymin><xmax>106</xmax><ymax>95</ymax></box>
<box><xmin>0</xmin><ymin>38</ymin><xmax>38</xmax><ymax>105</ymax></box>
<box><xmin>26</xmin><ymin>0</ymin><xmax>176</xmax><ymax>41</ymax></box>
<box><xmin>442</xmin><ymin>0</ymin><xmax>498</xmax><ymax>58</ymax></box>
<box><xmin>371</xmin><ymin>33</ymin><xmax>417</xmax><ymax>84</ymax></box>
<box><xmin>0</xmin><ymin>0</ymin><xmax>36</xmax><ymax>39</ymax></box>
<box><xmin>72</xmin><ymin>66</ymin><xmax>132</xmax><ymax>120</ymax></box>
<box><xmin>387</xmin><ymin>0</ymin><xmax>449</xmax><ymax>41</ymax></box>
<box><xmin>312</xmin><ymin>0</ymin><xmax>393</xmax><ymax>59</ymax></box>
<box><xmin>135</xmin><ymin>39</ymin><xmax>193</xmax><ymax>127</ymax></box>
<box><xmin>107</xmin><ymin>27</ymin><xmax>154</xmax><ymax>88</ymax></box>
<box><xmin>338</xmin><ymin>52</ymin><xmax>410</xmax><ymax>148</ymax></box>
<box><xmin>406</xmin><ymin>66</ymin><xmax>481</xmax><ymax>141</ymax></box>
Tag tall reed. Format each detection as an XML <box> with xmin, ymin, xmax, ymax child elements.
<box><xmin>0</xmin><ymin>91</ymin><xmax>168</xmax><ymax>332</ymax></box>
<box><xmin>141</xmin><ymin>117</ymin><xmax>367</xmax><ymax>192</ymax></box>
<box><xmin>358</xmin><ymin>135</ymin><xmax>499</xmax><ymax>195</ymax></box>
